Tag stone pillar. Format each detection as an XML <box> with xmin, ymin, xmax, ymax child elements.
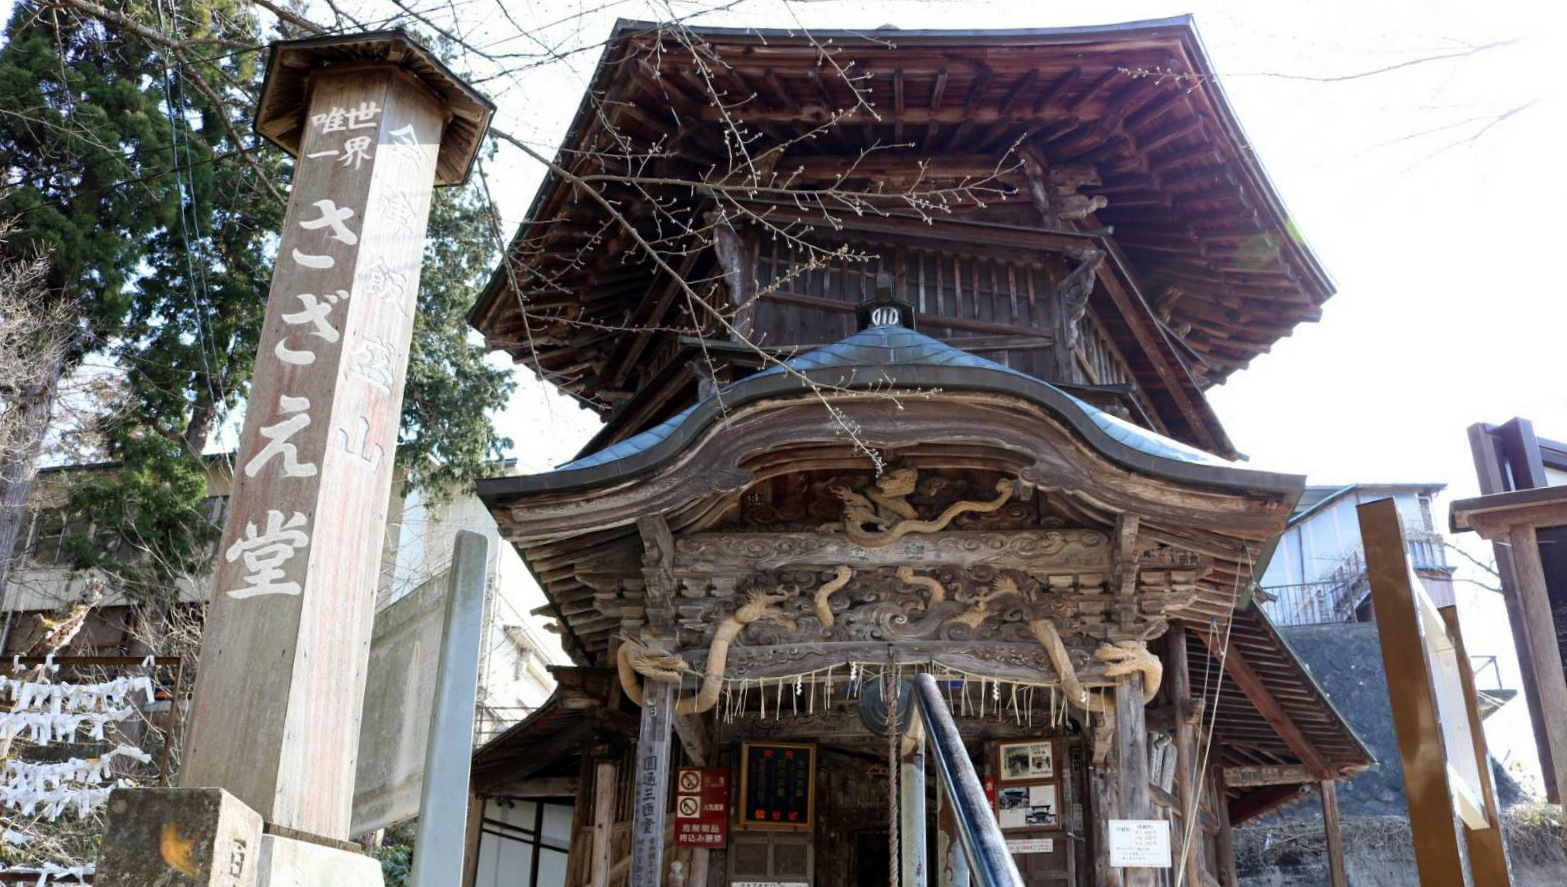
<box><xmin>409</xmin><ymin>531</ymin><xmax>490</xmax><ymax>886</ymax></box>
<box><xmin>176</xmin><ymin>32</ymin><xmax>491</xmax><ymax>844</ymax></box>
<box><xmin>99</xmin><ymin>33</ymin><xmax>491</xmax><ymax>886</ymax></box>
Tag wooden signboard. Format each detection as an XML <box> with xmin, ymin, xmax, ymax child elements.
<box><xmin>739</xmin><ymin>742</ymin><xmax>816</xmax><ymax>830</ymax></box>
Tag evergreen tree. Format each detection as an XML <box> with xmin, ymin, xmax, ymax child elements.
<box><xmin>0</xmin><ymin>1</ymin><xmax>180</xmax><ymax>598</ymax></box>
<box><xmin>0</xmin><ymin>5</ymin><xmax>515</xmax><ymax>598</ymax></box>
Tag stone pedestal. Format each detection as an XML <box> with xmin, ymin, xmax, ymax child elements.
<box><xmin>97</xmin><ymin>787</ymin><xmax>263</xmax><ymax>887</ymax></box>
<box><xmin>254</xmin><ymin>834</ymin><xmax>384</xmax><ymax>887</ymax></box>
<box><xmin>97</xmin><ymin>787</ymin><xmax>384</xmax><ymax>886</ymax></box>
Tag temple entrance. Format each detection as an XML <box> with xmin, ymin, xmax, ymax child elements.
<box><xmin>852</xmin><ymin>831</ymin><xmax>890</xmax><ymax>886</ymax></box>
<box><xmin>712</xmin><ymin>673</ymin><xmax>1090</xmax><ymax>887</ymax></box>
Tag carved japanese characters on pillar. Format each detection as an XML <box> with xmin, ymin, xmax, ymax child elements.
<box><xmin>180</xmin><ymin>48</ymin><xmax>483</xmax><ymax>841</ymax></box>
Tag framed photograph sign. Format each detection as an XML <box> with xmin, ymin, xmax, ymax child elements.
<box><xmin>991</xmin><ymin>738</ymin><xmax>1063</xmax><ymax>834</ymax></box>
<box><xmin>996</xmin><ymin>782</ymin><xmax>1060</xmax><ymax>830</ymax></box>
<box><xmin>998</xmin><ymin>740</ymin><xmax>1056</xmax><ymax>781</ymax></box>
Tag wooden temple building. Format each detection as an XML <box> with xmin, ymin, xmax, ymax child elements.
<box><xmin>463</xmin><ymin>16</ymin><xmax>1371</xmax><ymax>887</ymax></box>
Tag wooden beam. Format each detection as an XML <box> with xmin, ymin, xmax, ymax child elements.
<box><xmin>1032</xmin><ymin>67</ymin><xmax>1080</xmax><ymax>113</ymax></box>
<box><xmin>1197</xmin><ymin>631</ymin><xmax>1330</xmax><ymax>779</ymax></box>
<box><xmin>923</xmin><ymin>69</ymin><xmax>949</xmax><ymax>147</ymax></box>
<box><xmin>1505</xmin><ymin>521</ymin><xmax>1567</xmax><ymax>809</ymax></box>
<box><xmin>763</xmin><ymin>68</ymin><xmax>799</xmax><ymax>113</ymax></box>
<box><xmin>1167</xmin><ymin>624</ymin><xmax>1203</xmax><ymax>887</ymax></box>
<box><xmin>462</xmin><ymin>793</ymin><xmax>484</xmax><ymax>887</ymax></box>
<box><xmin>591</xmin><ymin>761</ymin><xmax>616</xmax><ymax>887</ymax></box>
<box><xmin>1219</xmin><ymin>764</ymin><xmax>1315</xmax><ymax>788</ymax></box>
<box><xmin>1358</xmin><ymin>498</ymin><xmax>1468</xmax><ymax>887</ymax></box>
<box><xmin>609</xmin><ymin>250</ymin><xmax>703</xmax><ymax>388</ymax></box>
<box><xmin>1319</xmin><ymin>779</ymin><xmax>1348</xmax><ymax>887</ymax></box>
<box><xmin>1094</xmin><ymin>266</ymin><xmax>1220</xmax><ymax>453</ymax></box>
<box><xmin>673</xmin><ymin>712</ymin><xmax>711</xmax><ymax>767</ymax></box>
<box><xmin>1227</xmin><ymin>783</ymin><xmax>1306</xmax><ymax>825</ymax></box>
<box><xmin>505</xmin><ymin>777</ymin><xmax>581</xmax><ymax>797</ymax></box>
<box><xmin>1213</xmin><ymin>767</ymin><xmax>1240</xmax><ymax>886</ymax></box>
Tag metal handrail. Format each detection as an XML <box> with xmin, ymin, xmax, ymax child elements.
<box><xmin>910</xmin><ymin>672</ymin><xmax>1026</xmax><ymax>887</ymax></box>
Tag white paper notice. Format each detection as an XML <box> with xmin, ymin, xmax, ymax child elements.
<box><xmin>1108</xmin><ymin>819</ymin><xmax>1171</xmax><ymax>868</ymax></box>
<box><xmin>1007</xmin><ymin>837</ymin><xmax>1055</xmax><ymax>854</ymax></box>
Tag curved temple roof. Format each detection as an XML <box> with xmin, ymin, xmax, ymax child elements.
<box><xmin>469</xmin><ymin>16</ymin><xmax>1336</xmax><ymax>434</ymax></box>
<box><xmin>477</xmin><ymin>324</ymin><xmax>1304</xmax><ymax>502</ymax></box>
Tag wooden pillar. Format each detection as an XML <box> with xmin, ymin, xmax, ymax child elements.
<box><xmin>1359</xmin><ymin>498</ymin><xmax>1467</xmax><ymax>887</ymax></box>
<box><xmin>631</xmin><ymin>680</ymin><xmax>675</xmax><ymax>887</ymax></box>
<box><xmin>1442</xmin><ymin>606</ymin><xmax>1515</xmax><ymax>885</ymax></box>
<box><xmin>1115</xmin><ymin>673</ymin><xmax>1155</xmax><ymax>887</ymax></box>
<box><xmin>686</xmin><ymin>848</ymin><xmax>709</xmax><ymax>887</ymax></box>
<box><xmin>901</xmin><ymin>723</ymin><xmax>929</xmax><ymax>887</ymax></box>
<box><xmin>1090</xmin><ymin>763</ymin><xmax>1121</xmax><ymax>887</ymax></box>
<box><xmin>1167</xmin><ymin>624</ymin><xmax>1202</xmax><ymax>887</ymax></box>
<box><xmin>1212</xmin><ymin>768</ymin><xmax>1239</xmax><ymax>887</ymax></box>
<box><xmin>936</xmin><ymin>776</ymin><xmax>971</xmax><ymax>887</ymax></box>
<box><xmin>592</xmin><ymin>760</ymin><xmax>618</xmax><ymax>887</ymax></box>
<box><xmin>180</xmin><ymin>34</ymin><xmax>490</xmax><ymax>840</ymax></box>
<box><xmin>1318</xmin><ymin>780</ymin><xmax>1348</xmax><ymax>887</ymax></box>
<box><xmin>461</xmin><ymin>793</ymin><xmax>484</xmax><ymax>887</ymax></box>
<box><xmin>1505</xmin><ymin>523</ymin><xmax>1567</xmax><ymax>809</ymax></box>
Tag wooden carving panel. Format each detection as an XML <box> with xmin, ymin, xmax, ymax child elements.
<box><xmin>673</xmin><ymin>529</ymin><xmax>1112</xmax><ymax>573</ymax></box>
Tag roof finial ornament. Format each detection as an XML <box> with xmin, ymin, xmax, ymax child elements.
<box><xmin>856</xmin><ymin>270</ymin><xmax>917</xmax><ymax>331</ymax></box>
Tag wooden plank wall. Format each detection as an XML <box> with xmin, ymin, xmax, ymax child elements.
<box><xmin>753</xmin><ymin>236</ymin><xmax>1098</xmax><ymax>382</ymax></box>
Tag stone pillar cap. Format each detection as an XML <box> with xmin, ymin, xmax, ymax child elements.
<box><xmin>254</xmin><ymin>29</ymin><xmax>494</xmax><ymax>186</ymax></box>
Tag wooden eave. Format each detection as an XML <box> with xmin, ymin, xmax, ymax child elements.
<box><xmin>469</xmin><ymin>16</ymin><xmax>1332</xmax><ymax>437</ymax></box>
<box><xmin>1450</xmin><ymin>485</ymin><xmax>1567</xmax><ymax>539</ymax></box>
<box><xmin>479</xmin><ymin>378</ymin><xmax>1305</xmax><ymax>664</ymax></box>
<box><xmin>1186</xmin><ymin>609</ymin><xmax>1373</xmax><ymax>802</ymax></box>
<box><xmin>478</xmin><ymin>376</ymin><xmax>1368</xmax><ymax>802</ymax></box>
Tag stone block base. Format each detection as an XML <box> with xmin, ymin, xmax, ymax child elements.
<box><xmin>97</xmin><ymin>787</ymin><xmax>264</xmax><ymax>886</ymax></box>
<box><xmin>255</xmin><ymin>834</ymin><xmax>384</xmax><ymax>887</ymax></box>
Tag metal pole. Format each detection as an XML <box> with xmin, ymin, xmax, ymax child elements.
<box><xmin>910</xmin><ymin>673</ymin><xmax>1024</xmax><ymax>887</ymax></box>
<box><xmin>410</xmin><ymin>530</ymin><xmax>490</xmax><ymax>887</ymax></box>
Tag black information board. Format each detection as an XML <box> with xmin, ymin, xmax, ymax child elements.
<box><xmin>739</xmin><ymin>741</ymin><xmax>816</xmax><ymax>830</ymax></box>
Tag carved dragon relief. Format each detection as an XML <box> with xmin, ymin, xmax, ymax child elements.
<box><xmin>817</xmin><ymin>467</ymin><xmax>1018</xmax><ymax>548</ymax></box>
<box><xmin>736</xmin><ymin>470</ymin><xmax>1041</xmax><ymax>534</ymax></box>
<box><xmin>617</xmin><ymin>588</ymin><xmax>797</xmax><ymax>714</ymax></box>
<box><xmin>619</xmin><ymin>561</ymin><xmax>1181</xmax><ymax>711</ymax></box>
<box><xmin>616</xmin><ymin>481</ymin><xmax>1210</xmax><ymax>712</ymax></box>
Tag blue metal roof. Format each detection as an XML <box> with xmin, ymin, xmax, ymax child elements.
<box><xmin>561</xmin><ymin>325</ymin><xmax>1235</xmax><ymax>472</ymax></box>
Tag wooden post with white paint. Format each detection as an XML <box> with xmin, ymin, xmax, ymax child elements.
<box><xmin>901</xmin><ymin>721</ymin><xmax>929</xmax><ymax>887</ymax></box>
<box><xmin>630</xmin><ymin>680</ymin><xmax>675</xmax><ymax>886</ymax></box>
<box><xmin>179</xmin><ymin>31</ymin><xmax>491</xmax><ymax>843</ymax></box>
